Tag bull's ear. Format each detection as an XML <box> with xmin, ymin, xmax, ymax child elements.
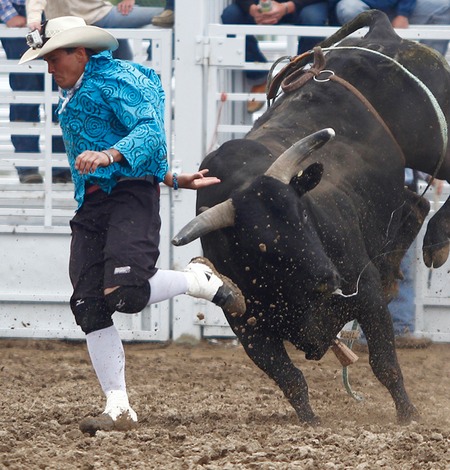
<box><xmin>290</xmin><ymin>162</ymin><xmax>323</xmax><ymax>196</ymax></box>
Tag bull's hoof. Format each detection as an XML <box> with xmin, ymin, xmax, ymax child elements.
<box><xmin>79</xmin><ymin>411</ymin><xmax>138</xmax><ymax>436</ymax></box>
<box><xmin>423</xmin><ymin>241</ymin><xmax>450</xmax><ymax>268</ymax></box>
<box><xmin>397</xmin><ymin>405</ymin><xmax>420</xmax><ymax>425</ymax></box>
<box><xmin>423</xmin><ymin>215</ymin><xmax>450</xmax><ymax>268</ymax></box>
<box><xmin>297</xmin><ymin>413</ymin><xmax>321</xmax><ymax>426</ymax></box>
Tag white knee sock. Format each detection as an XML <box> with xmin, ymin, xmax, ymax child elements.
<box><xmin>86</xmin><ymin>325</ymin><xmax>126</xmax><ymax>395</ymax></box>
<box><xmin>86</xmin><ymin>325</ymin><xmax>137</xmax><ymax>421</ymax></box>
<box><xmin>148</xmin><ymin>269</ymin><xmax>189</xmax><ymax>304</ymax></box>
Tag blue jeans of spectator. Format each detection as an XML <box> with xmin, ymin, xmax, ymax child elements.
<box><xmin>1</xmin><ymin>31</ymin><xmax>67</xmax><ymax>178</ymax></box>
<box><xmin>95</xmin><ymin>5</ymin><xmax>163</xmax><ymax>60</ymax></box>
<box><xmin>389</xmin><ymin>244</ymin><xmax>416</xmax><ymax>336</ymax></box>
<box><xmin>221</xmin><ymin>2</ymin><xmax>330</xmax><ymax>83</ymax></box>
<box><xmin>335</xmin><ymin>0</ymin><xmax>450</xmax><ymax>55</ymax></box>
<box><xmin>165</xmin><ymin>0</ymin><xmax>175</xmax><ymax>10</ymax></box>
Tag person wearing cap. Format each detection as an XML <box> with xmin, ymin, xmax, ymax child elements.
<box><xmin>20</xmin><ymin>16</ymin><xmax>246</xmax><ymax>436</ymax></box>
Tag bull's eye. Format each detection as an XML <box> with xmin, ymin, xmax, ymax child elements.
<box><xmin>302</xmin><ymin>210</ymin><xmax>308</xmax><ymax>223</ymax></box>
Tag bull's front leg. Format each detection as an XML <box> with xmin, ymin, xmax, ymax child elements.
<box><xmin>238</xmin><ymin>332</ymin><xmax>320</xmax><ymax>425</ymax></box>
<box><xmin>359</xmin><ymin>305</ymin><xmax>419</xmax><ymax>424</ymax></box>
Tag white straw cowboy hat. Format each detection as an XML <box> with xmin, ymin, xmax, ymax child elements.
<box><xmin>19</xmin><ymin>16</ymin><xmax>118</xmax><ymax>64</ymax></box>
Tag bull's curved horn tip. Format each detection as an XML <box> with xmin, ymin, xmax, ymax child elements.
<box><xmin>325</xmin><ymin>128</ymin><xmax>335</xmax><ymax>138</ymax></box>
<box><xmin>171</xmin><ymin>236</ymin><xmax>183</xmax><ymax>246</ymax></box>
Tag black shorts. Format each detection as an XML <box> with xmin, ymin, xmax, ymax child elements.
<box><xmin>69</xmin><ymin>180</ymin><xmax>161</xmax><ymax>299</ymax></box>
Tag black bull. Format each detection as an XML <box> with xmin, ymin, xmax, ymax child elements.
<box><xmin>172</xmin><ymin>10</ymin><xmax>450</xmax><ymax>424</ymax></box>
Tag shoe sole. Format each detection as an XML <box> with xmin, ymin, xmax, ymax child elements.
<box><xmin>79</xmin><ymin>412</ymin><xmax>138</xmax><ymax>436</ymax></box>
<box><xmin>190</xmin><ymin>256</ymin><xmax>246</xmax><ymax>317</ymax></box>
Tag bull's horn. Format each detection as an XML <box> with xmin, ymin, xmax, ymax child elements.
<box><xmin>172</xmin><ymin>198</ymin><xmax>236</xmax><ymax>246</ymax></box>
<box><xmin>265</xmin><ymin>128</ymin><xmax>335</xmax><ymax>183</ymax></box>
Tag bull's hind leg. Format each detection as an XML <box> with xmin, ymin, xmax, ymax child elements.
<box><xmin>378</xmin><ymin>188</ymin><xmax>430</xmax><ymax>301</ymax></box>
<box><xmin>239</xmin><ymin>333</ymin><xmax>319</xmax><ymax>425</ymax></box>
<box><xmin>359</xmin><ymin>300</ymin><xmax>419</xmax><ymax>424</ymax></box>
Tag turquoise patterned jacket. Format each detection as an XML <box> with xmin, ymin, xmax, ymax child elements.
<box><xmin>57</xmin><ymin>50</ymin><xmax>168</xmax><ymax>208</ymax></box>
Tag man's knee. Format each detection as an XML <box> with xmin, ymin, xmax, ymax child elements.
<box><xmin>298</xmin><ymin>3</ymin><xmax>329</xmax><ymax>25</ymax></box>
<box><xmin>105</xmin><ymin>282</ymin><xmax>150</xmax><ymax>314</ymax></box>
<box><xmin>221</xmin><ymin>4</ymin><xmax>245</xmax><ymax>24</ymax></box>
<box><xmin>335</xmin><ymin>0</ymin><xmax>368</xmax><ymax>24</ymax></box>
<box><xmin>70</xmin><ymin>297</ymin><xmax>113</xmax><ymax>334</ymax></box>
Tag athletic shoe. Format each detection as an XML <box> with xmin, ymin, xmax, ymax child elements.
<box><xmin>79</xmin><ymin>390</ymin><xmax>138</xmax><ymax>436</ymax></box>
<box><xmin>184</xmin><ymin>257</ymin><xmax>246</xmax><ymax>316</ymax></box>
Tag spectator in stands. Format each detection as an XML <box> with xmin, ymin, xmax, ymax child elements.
<box><xmin>152</xmin><ymin>0</ymin><xmax>174</xmax><ymax>28</ymax></box>
<box><xmin>19</xmin><ymin>16</ymin><xmax>245</xmax><ymax>435</ymax></box>
<box><xmin>335</xmin><ymin>0</ymin><xmax>450</xmax><ymax>56</ymax></box>
<box><xmin>0</xmin><ymin>0</ymin><xmax>70</xmax><ymax>183</ymax></box>
<box><xmin>221</xmin><ymin>0</ymin><xmax>333</xmax><ymax>113</ymax></box>
<box><xmin>26</xmin><ymin>0</ymin><xmax>164</xmax><ymax>60</ymax></box>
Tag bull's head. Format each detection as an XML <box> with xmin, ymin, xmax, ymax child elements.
<box><xmin>172</xmin><ymin>128</ymin><xmax>335</xmax><ymax>246</ymax></box>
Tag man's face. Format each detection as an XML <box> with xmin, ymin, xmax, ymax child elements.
<box><xmin>44</xmin><ymin>48</ymin><xmax>88</xmax><ymax>89</ymax></box>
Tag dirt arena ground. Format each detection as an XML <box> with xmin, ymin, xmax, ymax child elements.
<box><xmin>1</xmin><ymin>337</ymin><xmax>450</xmax><ymax>470</ymax></box>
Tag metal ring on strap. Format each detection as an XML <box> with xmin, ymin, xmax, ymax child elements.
<box><xmin>313</xmin><ymin>69</ymin><xmax>335</xmax><ymax>82</ymax></box>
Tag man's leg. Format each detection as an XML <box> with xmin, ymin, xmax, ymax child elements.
<box><xmin>77</xmin><ymin>183</ymin><xmax>245</xmax><ymax>434</ymax></box>
<box><xmin>221</xmin><ymin>3</ymin><xmax>268</xmax><ymax>82</ymax></box>
<box><xmin>389</xmin><ymin>245</ymin><xmax>416</xmax><ymax>336</ymax></box>
<box><xmin>409</xmin><ymin>0</ymin><xmax>450</xmax><ymax>56</ymax></box>
<box><xmin>335</xmin><ymin>0</ymin><xmax>371</xmax><ymax>25</ymax></box>
<box><xmin>144</xmin><ymin>258</ymin><xmax>246</xmax><ymax>315</ymax></box>
<box><xmin>294</xmin><ymin>2</ymin><xmax>330</xmax><ymax>54</ymax></box>
<box><xmin>95</xmin><ymin>5</ymin><xmax>164</xmax><ymax>60</ymax></box>
<box><xmin>69</xmin><ymin>198</ymin><xmax>138</xmax><ymax>435</ymax></box>
<box><xmin>221</xmin><ymin>4</ymin><xmax>269</xmax><ymax>112</ymax></box>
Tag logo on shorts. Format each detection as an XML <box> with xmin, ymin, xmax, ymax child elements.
<box><xmin>114</xmin><ymin>266</ymin><xmax>131</xmax><ymax>275</ymax></box>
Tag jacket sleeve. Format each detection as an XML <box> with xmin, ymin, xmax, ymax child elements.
<box><xmin>0</xmin><ymin>1</ymin><xmax>18</xmax><ymax>24</ymax></box>
<box><xmin>105</xmin><ymin>67</ymin><xmax>168</xmax><ymax>180</ymax></box>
